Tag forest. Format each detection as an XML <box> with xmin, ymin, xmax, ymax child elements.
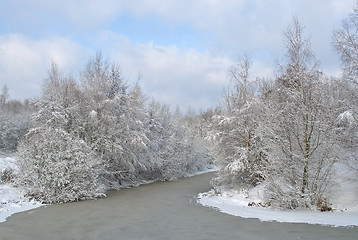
<box><xmin>0</xmin><ymin>12</ymin><xmax>357</xmax><ymax>210</ymax></box>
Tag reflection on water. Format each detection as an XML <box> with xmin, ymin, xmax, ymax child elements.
<box><xmin>0</xmin><ymin>173</ymin><xmax>357</xmax><ymax>240</ymax></box>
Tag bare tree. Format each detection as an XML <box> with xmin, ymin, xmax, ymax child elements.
<box><xmin>332</xmin><ymin>2</ymin><xmax>358</xmax><ymax>184</ymax></box>
<box><xmin>229</xmin><ymin>54</ymin><xmax>252</xmax><ymax>106</ymax></box>
<box><xmin>263</xmin><ymin>18</ymin><xmax>338</xmax><ymax>209</ymax></box>
<box><xmin>0</xmin><ymin>85</ymin><xmax>9</xmax><ymax>109</ymax></box>
<box><xmin>333</xmin><ymin>2</ymin><xmax>358</xmax><ymax>90</ymax></box>
<box><xmin>207</xmin><ymin>54</ymin><xmax>267</xmax><ymax>190</ymax></box>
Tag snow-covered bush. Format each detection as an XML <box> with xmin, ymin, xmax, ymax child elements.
<box><xmin>15</xmin><ymin>91</ymin><xmax>105</xmax><ymax>203</ymax></box>
<box><xmin>16</xmin><ymin>127</ymin><xmax>104</xmax><ymax>203</ymax></box>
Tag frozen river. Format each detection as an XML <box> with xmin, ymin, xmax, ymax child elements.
<box><xmin>0</xmin><ymin>172</ymin><xmax>357</xmax><ymax>240</ymax></box>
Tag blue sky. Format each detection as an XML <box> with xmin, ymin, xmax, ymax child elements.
<box><xmin>0</xmin><ymin>0</ymin><xmax>356</xmax><ymax>111</ymax></box>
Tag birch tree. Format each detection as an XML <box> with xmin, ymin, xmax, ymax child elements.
<box><xmin>262</xmin><ymin>18</ymin><xmax>339</xmax><ymax>209</ymax></box>
<box><xmin>333</xmin><ymin>2</ymin><xmax>358</xmax><ymax>89</ymax></box>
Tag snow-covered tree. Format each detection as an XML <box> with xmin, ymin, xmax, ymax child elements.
<box><xmin>0</xmin><ymin>85</ymin><xmax>9</xmax><ymax>109</ymax></box>
<box><xmin>333</xmin><ymin>1</ymin><xmax>358</xmax><ymax>89</ymax></box>
<box><xmin>260</xmin><ymin>18</ymin><xmax>339</xmax><ymax>209</ymax></box>
<box><xmin>205</xmin><ymin>56</ymin><xmax>266</xmax><ymax>190</ymax></box>
<box><xmin>145</xmin><ymin>100</ymin><xmax>211</xmax><ymax>181</ymax></box>
<box><xmin>0</xmin><ymin>112</ymin><xmax>31</xmax><ymax>152</ymax></box>
<box><xmin>16</xmin><ymin>101</ymin><xmax>104</xmax><ymax>203</ymax></box>
<box><xmin>78</xmin><ymin>54</ymin><xmax>151</xmax><ymax>188</ymax></box>
<box><xmin>333</xmin><ymin>3</ymin><xmax>358</xmax><ymax>179</ymax></box>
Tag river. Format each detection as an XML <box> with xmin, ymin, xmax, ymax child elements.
<box><xmin>0</xmin><ymin>172</ymin><xmax>357</xmax><ymax>240</ymax></box>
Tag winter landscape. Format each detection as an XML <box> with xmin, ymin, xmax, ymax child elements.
<box><xmin>1</xmin><ymin>1</ymin><xmax>358</xmax><ymax>239</ymax></box>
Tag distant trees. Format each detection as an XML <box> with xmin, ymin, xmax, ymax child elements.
<box><xmin>0</xmin><ymin>85</ymin><xmax>32</xmax><ymax>153</ymax></box>
<box><xmin>15</xmin><ymin>53</ymin><xmax>211</xmax><ymax>203</ymax></box>
<box><xmin>0</xmin><ymin>85</ymin><xmax>9</xmax><ymax>108</ymax></box>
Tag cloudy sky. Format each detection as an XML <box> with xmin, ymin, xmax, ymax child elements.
<box><xmin>0</xmin><ymin>0</ymin><xmax>356</xmax><ymax>111</ymax></box>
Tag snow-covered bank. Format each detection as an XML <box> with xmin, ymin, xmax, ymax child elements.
<box><xmin>198</xmin><ymin>174</ymin><xmax>358</xmax><ymax>227</ymax></box>
<box><xmin>0</xmin><ymin>184</ymin><xmax>43</xmax><ymax>223</ymax></box>
<box><xmin>198</xmin><ymin>190</ymin><xmax>358</xmax><ymax>227</ymax></box>
<box><xmin>187</xmin><ymin>166</ymin><xmax>217</xmax><ymax>177</ymax></box>
<box><xmin>0</xmin><ymin>156</ymin><xmax>43</xmax><ymax>223</ymax></box>
<box><xmin>198</xmin><ymin>162</ymin><xmax>358</xmax><ymax>227</ymax></box>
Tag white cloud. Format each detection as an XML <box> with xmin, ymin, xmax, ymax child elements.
<box><xmin>0</xmin><ymin>34</ymin><xmax>89</xmax><ymax>100</ymax></box>
<box><xmin>117</xmin><ymin>0</ymin><xmax>356</xmax><ymax>73</ymax></box>
<box><xmin>0</xmin><ymin>32</ymin><xmax>236</xmax><ymax>110</ymax></box>
<box><xmin>96</xmin><ymin>32</ymin><xmax>235</xmax><ymax>111</ymax></box>
<box><xmin>0</xmin><ymin>0</ymin><xmax>356</xmax><ymax>109</ymax></box>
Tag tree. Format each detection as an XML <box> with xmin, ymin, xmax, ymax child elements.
<box><xmin>205</xmin><ymin>55</ymin><xmax>267</xmax><ymax>190</ymax></box>
<box><xmin>79</xmin><ymin>54</ymin><xmax>148</xmax><ymax>188</ymax></box>
<box><xmin>333</xmin><ymin>2</ymin><xmax>358</xmax><ymax>90</ymax></box>
<box><xmin>332</xmin><ymin>3</ymin><xmax>358</xmax><ymax>182</ymax></box>
<box><xmin>0</xmin><ymin>85</ymin><xmax>9</xmax><ymax>108</ymax></box>
<box><xmin>262</xmin><ymin>18</ymin><xmax>338</xmax><ymax>209</ymax></box>
<box><xmin>16</xmin><ymin>101</ymin><xmax>104</xmax><ymax>203</ymax></box>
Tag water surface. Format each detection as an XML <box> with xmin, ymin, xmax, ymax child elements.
<box><xmin>0</xmin><ymin>173</ymin><xmax>357</xmax><ymax>240</ymax></box>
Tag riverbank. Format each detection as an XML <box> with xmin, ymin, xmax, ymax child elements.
<box><xmin>0</xmin><ymin>156</ymin><xmax>43</xmax><ymax>222</ymax></box>
<box><xmin>198</xmin><ymin>190</ymin><xmax>358</xmax><ymax>227</ymax></box>
<box><xmin>197</xmin><ymin>166</ymin><xmax>358</xmax><ymax>227</ymax></box>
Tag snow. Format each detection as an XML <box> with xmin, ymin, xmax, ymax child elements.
<box><xmin>0</xmin><ymin>156</ymin><xmax>43</xmax><ymax>223</ymax></box>
<box><xmin>0</xmin><ymin>155</ymin><xmax>18</xmax><ymax>171</ymax></box>
<box><xmin>337</xmin><ymin>110</ymin><xmax>355</xmax><ymax>126</ymax></box>
<box><xmin>197</xmin><ymin>166</ymin><xmax>358</xmax><ymax>227</ymax></box>
<box><xmin>187</xmin><ymin>166</ymin><xmax>217</xmax><ymax>177</ymax></box>
<box><xmin>0</xmin><ymin>184</ymin><xmax>43</xmax><ymax>223</ymax></box>
<box><xmin>198</xmin><ymin>189</ymin><xmax>358</xmax><ymax>227</ymax></box>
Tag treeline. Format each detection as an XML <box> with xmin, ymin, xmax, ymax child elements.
<box><xmin>1</xmin><ymin>54</ymin><xmax>212</xmax><ymax>203</ymax></box>
<box><xmin>196</xmin><ymin>17</ymin><xmax>358</xmax><ymax>210</ymax></box>
<box><xmin>0</xmin><ymin>86</ymin><xmax>32</xmax><ymax>152</ymax></box>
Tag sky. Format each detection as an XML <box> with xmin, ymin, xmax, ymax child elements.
<box><xmin>0</xmin><ymin>0</ymin><xmax>356</xmax><ymax>112</ymax></box>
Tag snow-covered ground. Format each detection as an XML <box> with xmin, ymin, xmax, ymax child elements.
<box><xmin>0</xmin><ymin>156</ymin><xmax>43</xmax><ymax>223</ymax></box>
<box><xmin>198</xmin><ymin>166</ymin><xmax>358</xmax><ymax>227</ymax></box>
